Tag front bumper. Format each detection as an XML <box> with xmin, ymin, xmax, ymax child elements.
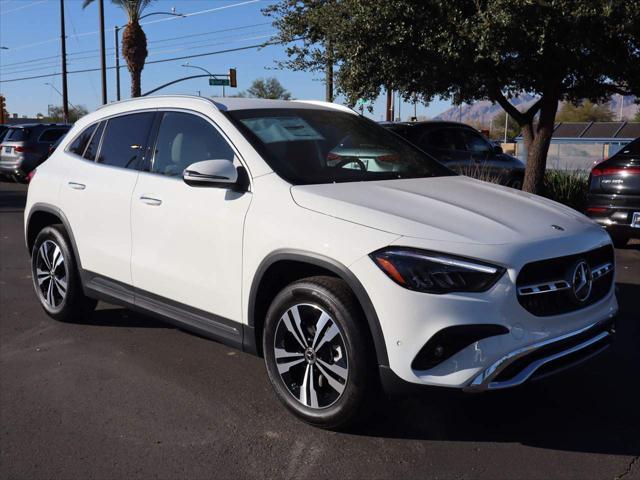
<box><xmin>464</xmin><ymin>318</ymin><xmax>614</xmax><ymax>392</ymax></box>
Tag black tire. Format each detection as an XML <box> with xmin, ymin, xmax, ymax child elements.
<box><xmin>610</xmin><ymin>234</ymin><xmax>629</xmax><ymax>249</ymax></box>
<box><xmin>31</xmin><ymin>225</ymin><xmax>97</xmax><ymax>322</ymax></box>
<box><xmin>263</xmin><ymin>276</ymin><xmax>376</xmax><ymax>429</ymax></box>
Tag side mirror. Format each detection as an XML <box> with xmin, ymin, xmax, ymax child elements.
<box><xmin>183</xmin><ymin>159</ymin><xmax>238</xmax><ymax>188</ymax></box>
<box><xmin>492</xmin><ymin>145</ymin><xmax>504</xmax><ymax>155</ymax></box>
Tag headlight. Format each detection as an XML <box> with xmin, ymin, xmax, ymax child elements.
<box><xmin>370</xmin><ymin>248</ymin><xmax>505</xmax><ymax>294</ymax></box>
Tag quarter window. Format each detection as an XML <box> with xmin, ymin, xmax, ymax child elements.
<box><xmin>38</xmin><ymin>129</ymin><xmax>68</xmax><ymax>143</ymax></box>
<box><xmin>68</xmin><ymin>124</ymin><xmax>97</xmax><ymax>156</ymax></box>
<box><xmin>151</xmin><ymin>112</ymin><xmax>235</xmax><ymax>177</ymax></box>
<box><xmin>84</xmin><ymin>121</ymin><xmax>105</xmax><ymax>161</ymax></box>
<box><xmin>97</xmin><ymin>112</ymin><xmax>155</xmax><ymax>168</ymax></box>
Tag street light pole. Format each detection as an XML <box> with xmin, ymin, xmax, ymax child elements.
<box><xmin>182</xmin><ymin>63</ymin><xmax>226</xmax><ymax>97</ymax></box>
<box><xmin>114</xmin><ymin>26</ymin><xmax>121</xmax><ymax>101</ymax></box>
<box><xmin>59</xmin><ymin>0</ymin><xmax>69</xmax><ymax>123</ymax></box>
<box><xmin>98</xmin><ymin>0</ymin><xmax>107</xmax><ymax>104</ymax></box>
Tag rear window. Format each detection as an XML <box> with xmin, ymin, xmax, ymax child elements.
<box><xmin>4</xmin><ymin>128</ymin><xmax>30</xmax><ymax>142</ymax></box>
<box><xmin>38</xmin><ymin>128</ymin><xmax>68</xmax><ymax>143</ymax></box>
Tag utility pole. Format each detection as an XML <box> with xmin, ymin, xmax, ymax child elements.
<box><xmin>386</xmin><ymin>88</ymin><xmax>392</xmax><ymax>122</ymax></box>
<box><xmin>99</xmin><ymin>0</ymin><xmax>107</xmax><ymax>104</ymax></box>
<box><xmin>114</xmin><ymin>26</ymin><xmax>121</xmax><ymax>101</ymax></box>
<box><xmin>325</xmin><ymin>40</ymin><xmax>334</xmax><ymax>103</ymax></box>
<box><xmin>59</xmin><ymin>0</ymin><xmax>69</xmax><ymax>123</ymax></box>
<box><xmin>504</xmin><ymin>112</ymin><xmax>509</xmax><ymax>144</ymax></box>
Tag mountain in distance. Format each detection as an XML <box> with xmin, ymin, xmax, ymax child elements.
<box><xmin>434</xmin><ymin>94</ymin><xmax>639</xmax><ymax>124</ymax></box>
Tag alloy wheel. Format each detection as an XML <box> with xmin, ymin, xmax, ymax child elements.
<box><xmin>273</xmin><ymin>303</ymin><xmax>349</xmax><ymax>409</ymax></box>
<box><xmin>35</xmin><ymin>240</ymin><xmax>67</xmax><ymax>309</ymax></box>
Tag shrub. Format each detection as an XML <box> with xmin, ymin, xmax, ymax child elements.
<box><xmin>540</xmin><ymin>170</ymin><xmax>589</xmax><ymax>212</ymax></box>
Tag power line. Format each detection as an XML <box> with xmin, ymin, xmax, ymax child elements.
<box><xmin>0</xmin><ymin>22</ymin><xmax>271</xmax><ymax>68</ymax></box>
<box><xmin>0</xmin><ymin>41</ymin><xmax>281</xmax><ymax>84</ymax></box>
<box><xmin>1</xmin><ymin>0</ymin><xmax>46</xmax><ymax>14</ymax></box>
<box><xmin>1</xmin><ymin>0</ymin><xmax>262</xmax><ymax>52</ymax></box>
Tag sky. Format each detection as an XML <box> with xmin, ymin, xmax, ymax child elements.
<box><xmin>0</xmin><ymin>0</ymin><xmax>453</xmax><ymax>120</ymax></box>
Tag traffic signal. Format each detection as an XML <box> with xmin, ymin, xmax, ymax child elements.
<box><xmin>229</xmin><ymin>68</ymin><xmax>237</xmax><ymax>88</ymax></box>
<box><xmin>0</xmin><ymin>95</ymin><xmax>5</xmax><ymax>124</ymax></box>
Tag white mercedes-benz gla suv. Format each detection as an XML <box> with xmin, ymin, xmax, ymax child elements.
<box><xmin>25</xmin><ymin>96</ymin><xmax>618</xmax><ymax>428</ymax></box>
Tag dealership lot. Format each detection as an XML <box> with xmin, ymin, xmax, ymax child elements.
<box><xmin>1</xmin><ymin>182</ymin><xmax>639</xmax><ymax>479</ymax></box>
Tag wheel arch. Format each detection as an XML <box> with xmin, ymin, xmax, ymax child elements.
<box><xmin>26</xmin><ymin>203</ymin><xmax>83</xmax><ymax>271</ymax></box>
<box><xmin>246</xmin><ymin>249</ymin><xmax>389</xmax><ymax>367</ymax></box>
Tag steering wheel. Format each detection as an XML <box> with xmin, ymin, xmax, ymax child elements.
<box><xmin>334</xmin><ymin>158</ymin><xmax>366</xmax><ymax>171</ymax></box>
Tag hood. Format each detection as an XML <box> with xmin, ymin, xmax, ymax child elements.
<box><xmin>290</xmin><ymin>176</ymin><xmax>595</xmax><ymax>244</ymax></box>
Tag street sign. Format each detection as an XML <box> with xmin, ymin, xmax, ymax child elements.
<box><xmin>209</xmin><ymin>78</ymin><xmax>230</xmax><ymax>86</ymax></box>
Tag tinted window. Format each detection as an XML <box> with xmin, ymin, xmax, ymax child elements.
<box><xmin>4</xmin><ymin>128</ymin><xmax>30</xmax><ymax>142</ymax></box>
<box><xmin>462</xmin><ymin>130</ymin><xmax>491</xmax><ymax>154</ymax></box>
<box><xmin>152</xmin><ymin>112</ymin><xmax>234</xmax><ymax>177</ymax></box>
<box><xmin>227</xmin><ymin>109</ymin><xmax>453</xmax><ymax>185</ymax></box>
<box><xmin>68</xmin><ymin>123</ymin><xmax>97</xmax><ymax>156</ymax></box>
<box><xmin>425</xmin><ymin>129</ymin><xmax>466</xmax><ymax>151</ymax></box>
<box><xmin>39</xmin><ymin>128</ymin><xmax>67</xmax><ymax>143</ymax></box>
<box><xmin>84</xmin><ymin>121</ymin><xmax>105</xmax><ymax>161</ymax></box>
<box><xmin>97</xmin><ymin>113</ymin><xmax>155</xmax><ymax>168</ymax></box>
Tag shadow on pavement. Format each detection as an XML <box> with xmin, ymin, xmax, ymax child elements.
<box><xmin>352</xmin><ymin>282</ymin><xmax>640</xmax><ymax>456</ymax></box>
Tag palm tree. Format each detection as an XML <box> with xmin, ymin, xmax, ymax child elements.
<box><xmin>82</xmin><ymin>0</ymin><xmax>154</xmax><ymax>98</ymax></box>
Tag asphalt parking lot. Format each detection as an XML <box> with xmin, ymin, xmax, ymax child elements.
<box><xmin>1</xmin><ymin>181</ymin><xmax>639</xmax><ymax>480</ymax></box>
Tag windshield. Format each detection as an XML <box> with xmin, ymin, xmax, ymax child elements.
<box><xmin>226</xmin><ymin>108</ymin><xmax>454</xmax><ymax>185</ymax></box>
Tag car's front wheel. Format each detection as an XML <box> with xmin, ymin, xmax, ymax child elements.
<box><xmin>31</xmin><ymin>225</ymin><xmax>97</xmax><ymax>321</ymax></box>
<box><xmin>263</xmin><ymin>276</ymin><xmax>375</xmax><ymax>429</ymax></box>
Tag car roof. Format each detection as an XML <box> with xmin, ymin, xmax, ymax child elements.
<box><xmin>97</xmin><ymin>95</ymin><xmax>356</xmax><ymax>114</ymax></box>
<box><xmin>380</xmin><ymin>120</ymin><xmax>476</xmax><ymax>129</ymax></box>
<box><xmin>6</xmin><ymin>123</ymin><xmax>70</xmax><ymax>128</ymax></box>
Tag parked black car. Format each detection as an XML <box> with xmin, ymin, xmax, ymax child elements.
<box><xmin>0</xmin><ymin>123</ymin><xmax>70</xmax><ymax>182</ymax></box>
<box><xmin>586</xmin><ymin>137</ymin><xmax>640</xmax><ymax>247</ymax></box>
<box><xmin>381</xmin><ymin>121</ymin><xmax>525</xmax><ymax>188</ymax></box>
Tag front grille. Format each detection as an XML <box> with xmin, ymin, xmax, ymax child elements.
<box><xmin>516</xmin><ymin>245</ymin><xmax>614</xmax><ymax>316</ymax></box>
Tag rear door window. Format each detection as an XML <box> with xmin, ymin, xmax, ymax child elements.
<box><xmin>425</xmin><ymin>128</ymin><xmax>466</xmax><ymax>151</ymax></box>
<box><xmin>97</xmin><ymin>112</ymin><xmax>155</xmax><ymax>168</ymax></box>
<box><xmin>461</xmin><ymin>130</ymin><xmax>492</xmax><ymax>154</ymax></box>
<box><xmin>38</xmin><ymin>128</ymin><xmax>68</xmax><ymax>143</ymax></box>
<box><xmin>68</xmin><ymin>123</ymin><xmax>98</xmax><ymax>157</ymax></box>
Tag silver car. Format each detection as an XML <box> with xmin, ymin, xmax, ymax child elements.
<box><xmin>0</xmin><ymin>123</ymin><xmax>70</xmax><ymax>182</ymax></box>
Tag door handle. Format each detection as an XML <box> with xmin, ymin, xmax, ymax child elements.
<box><xmin>68</xmin><ymin>181</ymin><xmax>86</xmax><ymax>190</ymax></box>
<box><xmin>139</xmin><ymin>195</ymin><xmax>162</xmax><ymax>206</ymax></box>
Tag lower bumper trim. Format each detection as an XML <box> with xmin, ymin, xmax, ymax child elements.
<box><xmin>464</xmin><ymin>318</ymin><xmax>615</xmax><ymax>392</ymax></box>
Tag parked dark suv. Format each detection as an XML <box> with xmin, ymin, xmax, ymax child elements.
<box><xmin>0</xmin><ymin>123</ymin><xmax>70</xmax><ymax>182</ymax></box>
<box><xmin>382</xmin><ymin>121</ymin><xmax>525</xmax><ymax>188</ymax></box>
<box><xmin>586</xmin><ymin>137</ymin><xmax>640</xmax><ymax>247</ymax></box>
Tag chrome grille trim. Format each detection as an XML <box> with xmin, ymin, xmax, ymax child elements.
<box><xmin>516</xmin><ymin>262</ymin><xmax>613</xmax><ymax>297</ymax></box>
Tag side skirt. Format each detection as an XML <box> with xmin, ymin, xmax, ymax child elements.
<box><xmin>82</xmin><ymin>271</ymin><xmax>245</xmax><ymax>351</ymax></box>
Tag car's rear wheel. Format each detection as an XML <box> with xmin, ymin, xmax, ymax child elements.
<box><xmin>31</xmin><ymin>225</ymin><xmax>97</xmax><ymax>321</ymax></box>
<box><xmin>263</xmin><ymin>276</ymin><xmax>375</xmax><ymax>429</ymax></box>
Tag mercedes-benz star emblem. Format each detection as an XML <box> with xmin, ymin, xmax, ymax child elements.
<box><xmin>571</xmin><ymin>260</ymin><xmax>593</xmax><ymax>303</ymax></box>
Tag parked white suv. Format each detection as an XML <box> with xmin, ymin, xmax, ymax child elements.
<box><xmin>25</xmin><ymin>96</ymin><xmax>618</xmax><ymax>428</ymax></box>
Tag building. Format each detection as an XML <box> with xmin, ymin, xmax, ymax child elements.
<box><xmin>515</xmin><ymin>121</ymin><xmax>640</xmax><ymax>170</ymax></box>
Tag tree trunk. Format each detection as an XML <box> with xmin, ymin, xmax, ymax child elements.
<box><xmin>522</xmin><ymin>94</ymin><xmax>559</xmax><ymax>194</ymax></box>
<box><xmin>130</xmin><ymin>68</ymin><xmax>142</xmax><ymax>98</ymax></box>
<box><xmin>121</xmin><ymin>21</ymin><xmax>147</xmax><ymax>98</ymax></box>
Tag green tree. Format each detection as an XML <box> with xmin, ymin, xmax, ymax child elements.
<box><xmin>264</xmin><ymin>2</ymin><xmax>335</xmax><ymax>101</ymax></box>
<box><xmin>47</xmin><ymin>105</ymin><xmax>89</xmax><ymax>123</ymax></box>
<box><xmin>244</xmin><ymin>77</ymin><xmax>292</xmax><ymax>100</ymax></box>
<box><xmin>268</xmin><ymin>0</ymin><xmax>640</xmax><ymax>193</ymax></box>
<box><xmin>633</xmin><ymin>110</ymin><xmax>640</xmax><ymax>122</ymax></box>
<box><xmin>83</xmin><ymin>0</ymin><xmax>155</xmax><ymax>98</ymax></box>
<box><xmin>556</xmin><ymin>100</ymin><xmax>615</xmax><ymax>122</ymax></box>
